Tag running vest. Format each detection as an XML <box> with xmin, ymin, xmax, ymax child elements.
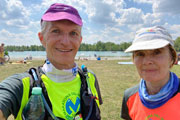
<box><xmin>121</xmin><ymin>84</ymin><xmax>180</xmax><ymax>120</ymax></box>
<box><xmin>16</xmin><ymin>67</ymin><xmax>101</xmax><ymax>120</ymax></box>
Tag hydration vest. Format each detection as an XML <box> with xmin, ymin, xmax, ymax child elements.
<box><xmin>16</xmin><ymin>66</ymin><xmax>101</xmax><ymax>120</ymax></box>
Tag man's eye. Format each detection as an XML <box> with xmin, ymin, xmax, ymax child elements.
<box><xmin>70</xmin><ymin>31</ymin><xmax>78</xmax><ymax>36</ymax></box>
<box><xmin>52</xmin><ymin>29</ymin><xmax>60</xmax><ymax>33</ymax></box>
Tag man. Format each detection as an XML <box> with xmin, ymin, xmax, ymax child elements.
<box><xmin>0</xmin><ymin>43</ymin><xmax>5</xmax><ymax>65</ymax></box>
<box><xmin>0</xmin><ymin>3</ymin><xmax>102</xmax><ymax>120</ymax></box>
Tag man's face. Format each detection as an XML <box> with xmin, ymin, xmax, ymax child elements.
<box><xmin>39</xmin><ymin>20</ymin><xmax>82</xmax><ymax>69</ymax></box>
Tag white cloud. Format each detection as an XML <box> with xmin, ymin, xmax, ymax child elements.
<box><xmin>73</xmin><ymin>0</ymin><xmax>125</xmax><ymax>26</ymax></box>
<box><xmin>0</xmin><ymin>29</ymin><xmax>40</xmax><ymax>46</ymax></box>
<box><xmin>83</xmin><ymin>26</ymin><xmax>133</xmax><ymax>44</ymax></box>
<box><xmin>152</xmin><ymin>0</ymin><xmax>180</xmax><ymax>15</ymax></box>
<box><xmin>133</xmin><ymin>0</ymin><xmax>153</xmax><ymax>4</ymax></box>
<box><xmin>0</xmin><ymin>0</ymin><xmax>30</xmax><ymax>28</ymax></box>
<box><xmin>36</xmin><ymin>0</ymin><xmax>126</xmax><ymax>26</ymax></box>
<box><xmin>163</xmin><ymin>24</ymin><xmax>180</xmax><ymax>40</ymax></box>
<box><xmin>116</xmin><ymin>8</ymin><xmax>144</xmax><ymax>25</ymax></box>
<box><xmin>142</xmin><ymin>13</ymin><xmax>162</xmax><ymax>26</ymax></box>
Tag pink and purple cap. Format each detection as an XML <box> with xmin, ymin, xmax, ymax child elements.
<box><xmin>41</xmin><ymin>3</ymin><xmax>83</xmax><ymax>26</ymax></box>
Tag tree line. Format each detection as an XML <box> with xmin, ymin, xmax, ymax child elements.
<box><xmin>4</xmin><ymin>45</ymin><xmax>45</xmax><ymax>51</ymax></box>
<box><xmin>4</xmin><ymin>41</ymin><xmax>131</xmax><ymax>51</ymax></box>
<box><xmin>4</xmin><ymin>37</ymin><xmax>180</xmax><ymax>52</ymax></box>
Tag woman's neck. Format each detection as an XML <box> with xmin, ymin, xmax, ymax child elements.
<box><xmin>146</xmin><ymin>74</ymin><xmax>170</xmax><ymax>95</ymax></box>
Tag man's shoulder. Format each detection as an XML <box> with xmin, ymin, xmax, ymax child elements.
<box><xmin>2</xmin><ymin>71</ymin><xmax>31</xmax><ymax>84</ymax></box>
<box><xmin>8</xmin><ymin>72</ymin><xmax>30</xmax><ymax>79</ymax></box>
<box><xmin>87</xmin><ymin>69</ymin><xmax>96</xmax><ymax>77</ymax></box>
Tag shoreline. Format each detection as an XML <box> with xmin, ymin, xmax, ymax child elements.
<box><xmin>9</xmin><ymin>56</ymin><xmax>132</xmax><ymax>61</ymax></box>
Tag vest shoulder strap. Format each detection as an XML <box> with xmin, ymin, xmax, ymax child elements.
<box><xmin>28</xmin><ymin>67</ymin><xmax>55</xmax><ymax>120</ymax></box>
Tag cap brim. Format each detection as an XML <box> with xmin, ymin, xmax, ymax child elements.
<box><xmin>125</xmin><ymin>39</ymin><xmax>171</xmax><ymax>52</ymax></box>
<box><xmin>42</xmin><ymin>12</ymin><xmax>83</xmax><ymax>26</ymax></box>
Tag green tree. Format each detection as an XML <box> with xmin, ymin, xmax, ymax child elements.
<box><xmin>174</xmin><ymin>37</ymin><xmax>180</xmax><ymax>51</ymax></box>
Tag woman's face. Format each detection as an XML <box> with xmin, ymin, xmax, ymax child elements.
<box><xmin>133</xmin><ymin>46</ymin><xmax>173</xmax><ymax>84</ymax></box>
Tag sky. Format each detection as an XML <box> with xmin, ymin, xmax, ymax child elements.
<box><xmin>0</xmin><ymin>0</ymin><xmax>180</xmax><ymax>46</ymax></box>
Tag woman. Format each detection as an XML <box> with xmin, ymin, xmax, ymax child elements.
<box><xmin>121</xmin><ymin>26</ymin><xmax>180</xmax><ymax>120</ymax></box>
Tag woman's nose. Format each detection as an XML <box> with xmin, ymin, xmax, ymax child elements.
<box><xmin>142</xmin><ymin>55</ymin><xmax>153</xmax><ymax>65</ymax></box>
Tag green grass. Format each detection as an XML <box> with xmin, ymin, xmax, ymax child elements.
<box><xmin>1</xmin><ymin>60</ymin><xmax>180</xmax><ymax>120</ymax></box>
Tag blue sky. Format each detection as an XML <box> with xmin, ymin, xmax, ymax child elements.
<box><xmin>0</xmin><ymin>0</ymin><xmax>180</xmax><ymax>46</ymax></box>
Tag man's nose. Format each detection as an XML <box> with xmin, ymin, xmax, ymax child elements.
<box><xmin>60</xmin><ymin>34</ymin><xmax>70</xmax><ymax>45</ymax></box>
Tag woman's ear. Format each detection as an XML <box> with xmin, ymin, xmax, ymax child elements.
<box><xmin>170</xmin><ymin>59</ymin><xmax>174</xmax><ymax>68</ymax></box>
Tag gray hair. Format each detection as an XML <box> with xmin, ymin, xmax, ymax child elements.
<box><xmin>41</xmin><ymin>21</ymin><xmax>50</xmax><ymax>34</ymax></box>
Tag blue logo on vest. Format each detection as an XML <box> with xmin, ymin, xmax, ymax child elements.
<box><xmin>66</xmin><ymin>97</ymin><xmax>80</xmax><ymax>115</ymax></box>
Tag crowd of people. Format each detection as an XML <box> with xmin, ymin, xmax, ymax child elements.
<box><xmin>0</xmin><ymin>2</ymin><xmax>179</xmax><ymax>120</ymax></box>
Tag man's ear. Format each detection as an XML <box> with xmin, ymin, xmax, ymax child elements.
<box><xmin>38</xmin><ymin>32</ymin><xmax>46</xmax><ymax>48</ymax></box>
<box><xmin>80</xmin><ymin>36</ymin><xmax>82</xmax><ymax>43</ymax></box>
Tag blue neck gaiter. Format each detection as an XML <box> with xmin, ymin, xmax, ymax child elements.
<box><xmin>139</xmin><ymin>72</ymin><xmax>179</xmax><ymax>109</ymax></box>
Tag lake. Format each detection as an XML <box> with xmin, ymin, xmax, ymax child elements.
<box><xmin>8</xmin><ymin>51</ymin><xmax>132</xmax><ymax>59</ymax></box>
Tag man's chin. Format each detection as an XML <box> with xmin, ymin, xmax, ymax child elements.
<box><xmin>56</xmin><ymin>59</ymin><xmax>74</xmax><ymax>65</ymax></box>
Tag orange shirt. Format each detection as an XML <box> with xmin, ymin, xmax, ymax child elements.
<box><xmin>121</xmin><ymin>85</ymin><xmax>180</xmax><ymax>120</ymax></box>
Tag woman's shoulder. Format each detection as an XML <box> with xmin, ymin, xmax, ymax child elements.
<box><xmin>124</xmin><ymin>85</ymin><xmax>139</xmax><ymax>101</ymax></box>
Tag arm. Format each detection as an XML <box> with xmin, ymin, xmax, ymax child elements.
<box><xmin>121</xmin><ymin>85</ymin><xmax>139</xmax><ymax>120</ymax></box>
<box><xmin>121</xmin><ymin>95</ymin><xmax>131</xmax><ymax>120</ymax></box>
<box><xmin>0</xmin><ymin>73</ymin><xmax>25</xmax><ymax>119</ymax></box>
<box><xmin>0</xmin><ymin>110</ymin><xmax>5</xmax><ymax>120</ymax></box>
<box><xmin>0</xmin><ymin>110</ymin><xmax>6</xmax><ymax>120</ymax></box>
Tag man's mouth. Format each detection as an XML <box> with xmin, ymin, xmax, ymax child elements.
<box><xmin>56</xmin><ymin>48</ymin><xmax>72</xmax><ymax>52</ymax></box>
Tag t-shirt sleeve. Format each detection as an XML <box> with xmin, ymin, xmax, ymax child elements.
<box><xmin>0</xmin><ymin>73</ymin><xmax>27</xmax><ymax>119</ymax></box>
<box><xmin>121</xmin><ymin>85</ymin><xmax>139</xmax><ymax>120</ymax></box>
<box><xmin>121</xmin><ymin>94</ymin><xmax>131</xmax><ymax>120</ymax></box>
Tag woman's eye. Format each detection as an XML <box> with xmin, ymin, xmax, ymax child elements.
<box><xmin>135</xmin><ymin>52</ymin><xmax>144</xmax><ymax>57</ymax></box>
<box><xmin>153</xmin><ymin>50</ymin><xmax>161</xmax><ymax>55</ymax></box>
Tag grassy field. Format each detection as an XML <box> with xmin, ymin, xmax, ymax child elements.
<box><xmin>1</xmin><ymin>59</ymin><xmax>180</xmax><ymax>120</ymax></box>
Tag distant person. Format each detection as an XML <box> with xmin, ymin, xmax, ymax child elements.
<box><xmin>121</xmin><ymin>26</ymin><xmax>180</xmax><ymax>120</ymax></box>
<box><xmin>94</xmin><ymin>53</ymin><xmax>97</xmax><ymax>58</ymax></box>
<box><xmin>0</xmin><ymin>3</ymin><xmax>102</xmax><ymax>120</ymax></box>
<box><xmin>0</xmin><ymin>43</ymin><xmax>5</xmax><ymax>65</ymax></box>
<box><xmin>97</xmin><ymin>56</ymin><xmax>101</xmax><ymax>61</ymax></box>
<box><xmin>23</xmin><ymin>57</ymin><xmax>27</xmax><ymax>64</ymax></box>
<box><xmin>29</xmin><ymin>54</ymin><xmax>32</xmax><ymax>60</ymax></box>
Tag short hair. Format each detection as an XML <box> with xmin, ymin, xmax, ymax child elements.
<box><xmin>168</xmin><ymin>44</ymin><xmax>177</xmax><ymax>65</ymax></box>
<box><xmin>41</xmin><ymin>21</ymin><xmax>50</xmax><ymax>34</ymax></box>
